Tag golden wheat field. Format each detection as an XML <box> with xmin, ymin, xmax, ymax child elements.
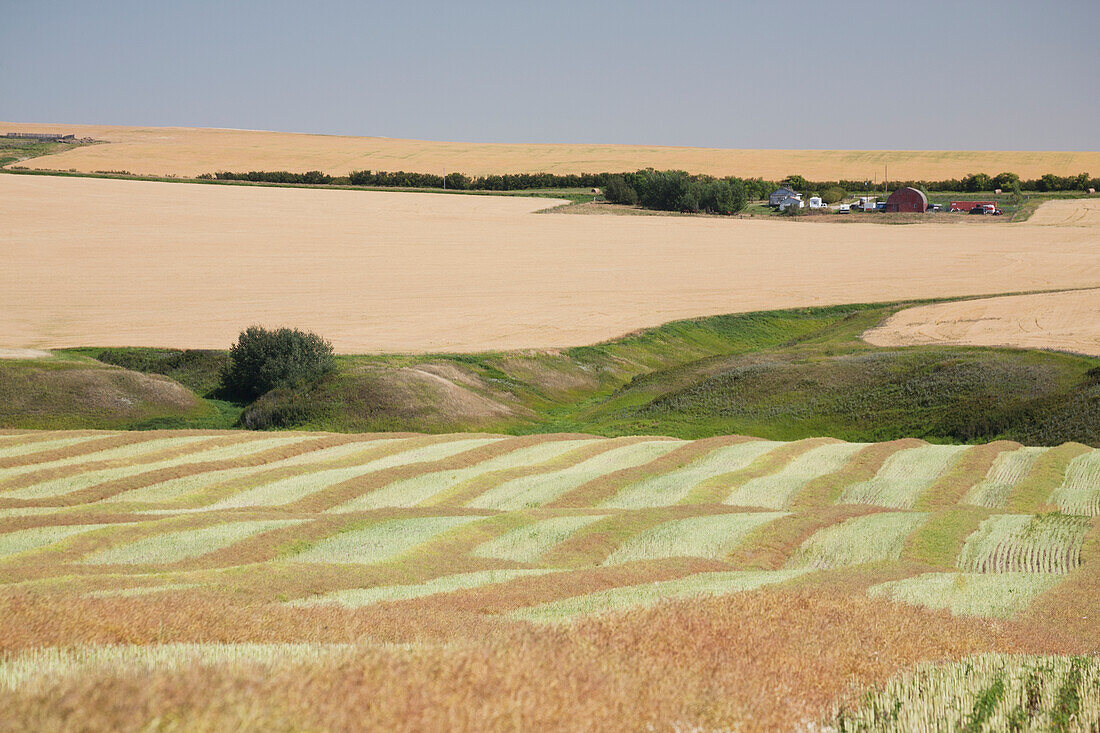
<box><xmin>5</xmin><ymin>122</ymin><xmax>1100</xmax><ymax>180</ymax></box>
<box><xmin>2</xmin><ymin>175</ymin><xmax>1099</xmax><ymax>354</ymax></box>
<box><xmin>0</xmin><ymin>428</ymin><xmax>1097</xmax><ymax>730</ymax></box>
<box><xmin>864</xmin><ymin>288</ymin><xmax>1100</xmax><ymax>357</ymax></box>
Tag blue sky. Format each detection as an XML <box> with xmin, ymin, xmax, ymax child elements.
<box><xmin>2</xmin><ymin>0</ymin><xmax>1097</xmax><ymax>150</ymax></box>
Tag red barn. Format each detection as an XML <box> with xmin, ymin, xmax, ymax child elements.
<box><xmin>884</xmin><ymin>187</ymin><xmax>928</xmax><ymax>213</ymax></box>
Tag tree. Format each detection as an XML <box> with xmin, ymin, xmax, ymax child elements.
<box><xmin>992</xmin><ymin>172</ymin><xmax>1020</xmax><ymax>190</ymax></box>
<box><xmin>604</xmin><ymin>175</ymin><xmax>638</xmax><ymax>205</ymax></box>
<box><xmin>221</xmin><ymin>326</ymin><xmax>335</xmax><ymax>401</ymax></box>
<box><xmin>820</xmin><ymin>186</ymin><xmax>847</xmax><ymax>204</ymax></box>
<box><xmin>783</xmin><ymin>174</ymin><xmax>810</xmax><ymax>192</ymax></box>
<box><xmin>962</xmin><ymin>173</ymin><xmax>992</xmax><ymax>192</ymax></box>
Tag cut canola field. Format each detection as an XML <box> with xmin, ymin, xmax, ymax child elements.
<box><xmin>828</xmin><ymin>653</ymin><xmax>1100</xmax><ymax>732</ymax></box>
<box><xmin>0</xmin><ymin>436</ymin><xmax>265</xmax><ymax>498</ymax></box>
<box><xmin>0</xmin><ymin>524</ymin><xmax>111</xmax><ymax>559</ymax></box>
<box><xmin>512</xmin><ymin>569</ymin><xmax>809</xmax><ymax>623</ymax></box>
<box><xmin>867</xmin><ymin>572</ymin><xmax>1062</xmax><ymax>619</ymax></box>
<box><xmin>964</xmin><ymin>447</ymin><xmax>1048</xmax><ymax>509</ymax></box>
<box><xmin>603</xmin><ymin>512</ymin><xmax>787</xmax><ymax>565</ymax></box>
<box><xmin>467</xmin><ymin>441</ymin><xmax>683</xmax><ymax>511</ymax></box>
<box><xmin>601</xmin><ymin>441</ymin><xmax>782</xmax><ymax>509</ymax></box>
<box><xmin>100</xmin><ymin>439</ymin><xmax>403</xmax><ymax>505</ymax></box>
<box><xmin>956</xmin><ymin>513</ymin><xmax>1091</xmax><ymax>574</ymax></box>
<box><xmin>201</xmin><ymin>438</ymin><xmax>501</xmax><ymax>509</ymax></box>
<box><xmin>289</xmin><ymin>569</ymin><xmax>557</xmax><ymax>608</ymax></box>
<box><xmin>786</xmin><ymin>512</ymin><xmax>930</xmax><ymax>570</ymax></box>
<box><xmin>82</xmin><ymin>520</ymin><xmax>302</xmax><ymax>565</ymax></box>
<box><xmin>725</xmin><ymin>442</ymin><xmax>867</xmax><ymax>509</ymax></box>
<box><xmin>471</xmin><ymin>515</ymin><xmax>607</xmax><ymax>564</ymax></box>
<box><xmin>839</xmin><ymin>444</ymin><xmax>967</xmax><ymax>509</ymax></box>
<box><xmin>0</xmin><ymin>435</ymin><xmax>219</xmax><ymax>484</ymax></box>
<box><xmin>333</xmin><ymin>440</ymin><xmax>600</xmax><ymax>511</ymax></box>
<box><xmin>0</xmin><ymin>435</ymin><xmax>106</xmax><ymax>460</ymax></box>
<box><xmin>0</xmin><ymin>643</ymin><xmax>355</xmax><ymax>692</ymax></box>
<box><xmin>1049</xmin><ymin>450</ymin><xmax>1100</xmax><ymax>516</ymax></box>
<box><xmin>289</xmin><ymin>516</ymin><xmax>484</xmax><ymax>564</ymax></box>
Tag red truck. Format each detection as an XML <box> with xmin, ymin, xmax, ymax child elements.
<box><xmin>950</xmin><ymin>200</ymin><xmax>1000</xmax><ymax>214</ymax></box>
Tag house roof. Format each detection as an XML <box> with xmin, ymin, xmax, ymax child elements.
<box><xmin>771</xmin><ymin>186</ymin><xmax>800</xmax><ymax>196</ymax></box>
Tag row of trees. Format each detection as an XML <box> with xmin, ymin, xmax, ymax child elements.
<box><xmin>201</xmin><ymin>168</ymin><xmax>1097</xmax><ymax>198</ymax></box>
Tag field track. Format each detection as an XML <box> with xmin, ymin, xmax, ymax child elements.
<box><xmin>2</xmin><ymin>175</ymin><xmax>1098</xmax><ymax>353</ymax></box>
<box><xmin>864</xmin><ymin>286</ymin><xmax>1100</xmax><ymax>356</ymax></box>
<box><xmin>5</xmin><ymin>122</ymin><xmax>1100</xmax><ymax>180</ymax></box>
<box><xmin>1</xmin><ymin>428</ymin><xmax>1097</xmax><ymax>730</ymax></box>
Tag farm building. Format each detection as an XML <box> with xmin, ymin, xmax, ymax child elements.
<box><xmin>884</xmin><ymin>187</ymin><xmax>928</xmax><ymax>213</ymax></box>
<box><xmin>777</xmin><ymin>196</ymin><xmax>803</xmax><ymax>212</ymax></box>
<box><xmin>768</xmin><ymin>186</ymin><xmax>802</xmax><ymax>207</ymax></box>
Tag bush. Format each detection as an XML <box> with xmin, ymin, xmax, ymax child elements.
<box><xmin>820</xmin><ymin>186</ymin><xmax>847</xmax><ymax>205</ymax></box>
<box><xmin>604</xmin><ymin>175</ymin><xmax>639</xmax><ymax>205</ymax></box>
<box><xmin>220</xmin><ymin>326</ymin><xmax>335</xmax><ymax>401</ymax></box>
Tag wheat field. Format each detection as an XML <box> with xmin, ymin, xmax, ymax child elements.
<box><xmin>0</xmin><ymin>428</ymin><xmax>1097</xmax><ymax>730</ymax></box>
<box><xmin>5</xmin><ymin>122</ymin><xmax>1100</xmax><ymax>180</ymax></box>
<box><xmin>3</xmin><ymin>175</ymin><xmax>1099</xmax><ymax>353</ymax></box>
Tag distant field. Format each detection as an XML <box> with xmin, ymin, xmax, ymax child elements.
<box><xmin>4</xmin><ymin>122</ymin><xmax>1100</xmax><ymax>180</ymax></box>
<box><xmin>2</xmin><ymin>175</ymin><xmax>1099</xmax><ymax>354</ymax></box>
<box><xmin>0</xmin><ymin>428</ymin><xmax>1096</xmax><ymax>729</ymax></box>
<box><xmin>865</xmin><ymin>286</ymin><xmax>1100</xmax><ymax>356</ymax></box>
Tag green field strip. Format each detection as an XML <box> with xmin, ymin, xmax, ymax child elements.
<box><xmin>603</xmin><ymin>512</ymin><xmax>787</xmax><ymax>565</ymax></box>
<box><xmin>331</xmin><ymin>439</ymin><xmax>600</xmax><ymax>511</ymax></box>
<box><xmin>86</xmin><ymin>435</ymin><xmax>403</xmax><ymax>508</ymax></box>
<box><xmin>902</xmin><ymin>506</ymin><xmax>993</xmax><ymax>568</ymax></box>
<box><xmin>511</xmin><ymin>569</ymin><xmax>810</xmax><ymax>623</ymax></box>
<box><xmin>0</xmin><ymin>643</ymin><xmax>356</xmax><ymax>691</ymax></box>
<box><xmin>0</xmin><ymin>524</ymin><xmax>112</xmax><ymax>560</ymax></box>
<box><xmin>726</xmin><ymin>505</ymin><xmax>885</xmax><ymax>570</ymax></box>
<box><xmin>82</xmin><ymin>520</ymin><xmax>303</xmax><ymax>565</ymax></box>
<box><xmin>964</xmin><ymin>446</ymin><xmax>1049</xmax><ymax>509</ymax></box>
<box><xmin>957</xmin><ymin>513</ymin><xmax>1091</xmax><ymax>574</ymax></box>
<box><xmin>466</xmin><ymin>439</ymin><xmax>683</xmax><ymax>510</ymax></box>
<box><xmin>0</xmin><ymin>435</ymin><xmax>233</xmax><ymax>487</ymax></box>
<box><xmin>839</xmin><ymin>444</ymin><xmax>968</xmax><ymax>509</ymax></box>
<box><xmin>1049</xmin><ymin>450</ymin><xmax>1100</xmax><ymax>517</ymax></box>
<box><xmin>85</xmin><ymin>582</ymin><xmax>203</xmax><ymax>598</ymax></box>
<box><xmin>0</xmin><ymin>434</ymin><xmax>127</xmax><ymax>467</ymax></box>
<box><xmin>867</xmin><ymin>572</ymin><xmax>1062</xmax><ymax>619</ymax></box>
<box><xmin>789</xmin><ymin>438</ymin><xmax>924</xmax><ymax>509</ymax></box>
<box><xmin>288</xmin><ymin>569</ymin><xmax>558</xmax><ymax>607</ymax></box>
<box><xmin>724</xmin><ymin>441</ymin><xmax>867</xmax><ymax>509</ymax></box>
<box><xmin>681</xmin><ymin>439</ymin><xmax>828</xmax><ymax>505</ymax></box>
<box><xmin>286</xmin><ymin>437</ymin><xmax>557</xmax><ymax>513</ymax></box>
<box><xmin>0</xmin><ymin>436</ymin><xmax>229</xmax><ymax>499</ymax></box>
<box><xmin>471</xmin><ymin>515</ymin><xmax>608</xmax><ymax>564</ymax></box>
<box><xmin>287</xmin><ymin>515</ymin><xmax>485</xmax><ymax>564</ymax></box>
<box><xmin>786</xmin><ymin>511</ymin><xmax>931</xmax><ymax>570</ymax></box>
<box><xmin>418</xmin><ymin>439</ymin><xmax>625</xmax><ymax>508</ymax></box>
<box><xmin>1005</xmin><ymin>442</ymin><xmax>1093</xmax><ymax>514</ymax></box>
<box><xmin>550</xmin><ymin>436</ymin><xmax>748</xmax><ymax>509</ymax></box>
<box><xmin>828</xmin><ymin>654</ymin><xmax>1100</xmax><ymax>731</ymax></box>
<box><xmin>195</xmin><ymin>438</ymin><xmax>501</xmax><ymax>510</ymax></box>
<box><xmin>915</xmin><ymin>441</ymin><xmax>1020</xmax><ymax>511</ymax></box>
<box><xmin>601</xmin><ymin>439</ymin><xmax>780</xmax><ymax>509</ymax></box>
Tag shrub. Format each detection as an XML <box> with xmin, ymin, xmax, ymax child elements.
<box><xmin>604</xmin><ymin>175</ymin><xmax>638</xmax><ymax>205</ymax></box>
<box><xmin>220</xmin><ymin>326</ymin><xmax>335</xmax><ymax>401</ymax></box>
<box><xmin>820</xmin><ymin>186</ymin><xmax>847</xmax><ymax>205</ymax></box>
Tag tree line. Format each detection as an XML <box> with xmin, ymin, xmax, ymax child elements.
<box><xmin>200</xmin><ymin>168</ymin><xmax>1098</xmax><ymax>203</ymax></box>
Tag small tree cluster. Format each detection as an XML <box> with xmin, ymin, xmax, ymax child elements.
<box><xmin>220</xmin><ymin>326</ymin><xmax>335</xmax><ymax>401</ymax></box>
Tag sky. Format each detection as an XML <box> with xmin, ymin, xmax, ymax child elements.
<box><xmin>1</xmin><ymin>0</ymin><xmax>1098</xmax><ymax>150</ymax></box>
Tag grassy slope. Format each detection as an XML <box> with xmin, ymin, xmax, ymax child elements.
<box><xmin>3</xmin><ymin>300</ymin><xmax>1098</xmax><ymax>444</ymax></box>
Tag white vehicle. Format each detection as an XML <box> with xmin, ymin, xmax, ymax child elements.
<box><xmin>857</xmin><ymin>196</ymin><xmax>877</xmax><ymax>211</ymax></box>
<box><xmin>835</xmin><ymin>204</ymin><xmax>851</xmax><ymax>213</ymax></box>
<box><xmin>808</xmin><ymin>196</ymin><xmax>826</xmax><ymax>209</ymax></box>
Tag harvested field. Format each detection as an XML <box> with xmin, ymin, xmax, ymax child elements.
<box><xmin>3</xmin><ymin>176</ymin><xmax>1100</xmax><ymax>353</ymax></box>
<box><xmin>1051</xmin><ymin>451</ymin><xmax>1100</xmax><ymax>516</ymax></box>
<box><xmin>839</xmin><ymin>444</ymin><xmax>968</xmax><ymax>509</ymax></box>
<box><xmin>5</xmin><ymin>123</ymin><xmax>1100</xmax><ymax>180</ymax></box>
<box><xmin>0</xmin><ymin>429</ymin><xmax>1096</xmax><ymax>730</ymax></box>
<box><xmin>864</xmin><ymin>287</ymin><xmax>1100</xmax><ymax>357</ymax></box>
<box><xmin>965</xmin><ymin>446</ymin><xmax>1049</xmax><ymax>509</ymax></box>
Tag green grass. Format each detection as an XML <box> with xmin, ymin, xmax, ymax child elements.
<box><xmin>4</xmin><ymin>298</ymin><xmax>1099</xmax><ymax>446</ymax></box>
<box><xmin>839</xmin><ymin>444</ymin><xmax>968</xmax><ymax>509</ymax></box>
<box><xmin>472</xmin><ymin>515</ymin><xmax>606</xmax><ymax>563</ymax></box>
<box><xmin>287</xmin><ymin>516</ymin><xmax>484</xmax><ymax>564</ymax></box>
<box><xmin>0</xmin><ymin>524</ymin><xmax>111</xmax><ymax>559</ymax></box>
<box><xmin>288</xmin><ymin>569</ymin><xmax>558</xmax><ymax>607</ymax></box>
<box><xmin>603</xmin><ymin>512</ymin><xmax>787</xmax><ymax>564</ymax></box>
